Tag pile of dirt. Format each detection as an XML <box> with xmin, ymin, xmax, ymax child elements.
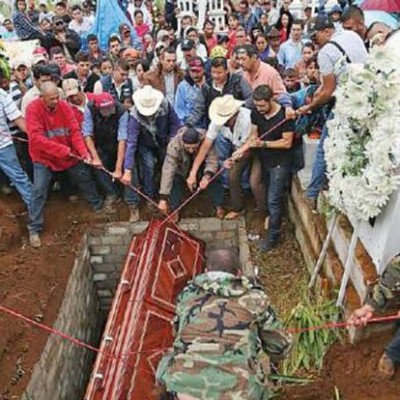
<box><xmin>281</xmin><ymin>330</ymin><xmax>400</xmax><ymax>400</ymax></box>
<box><xmin>0</xmin><ymin>193</ymin><xmax>119</xmax><ymax>399</ymax></box>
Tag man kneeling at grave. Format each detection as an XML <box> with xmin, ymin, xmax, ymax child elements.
<box><xmin>157</xmin><ymin>127</ymin><xmax>225</xmax><ymax>222</ymax></box>
<box><xmin>349</xmin><ymin>255</ymin><xmax>400</xmax><ymax>379</ymax></box>
<box><xmin>156</xmin><ymin>249</ymin><xmax>293</xmax><ymax>400</ymax></box>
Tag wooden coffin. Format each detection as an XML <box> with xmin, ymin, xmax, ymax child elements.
<box><xmin>85</xmin><ymin>219</ymin><xmax>205</xmax><ymax>400</ymax></box>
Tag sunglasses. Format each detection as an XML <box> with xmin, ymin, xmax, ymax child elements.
<box><xmin>55</xmin><ymin>21</ymin><xmax>64</xmax><ymax>26</ymax></box>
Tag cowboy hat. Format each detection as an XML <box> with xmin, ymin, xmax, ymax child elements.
<box><xmin>209</xmin><ymin>95</ymin><xmax>244</xmax><ymax>126</ymax></box>
<box><xmin>133</xmin><ymin>85</ymin><xmax>164</xmax><ymax>117</ymax></box>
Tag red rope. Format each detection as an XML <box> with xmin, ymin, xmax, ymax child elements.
<box><xmin>286</xmin><ymin>314</ymin><xmax>400</xmax><ymax>334</ymax></box>
<box><xmin>161</xmin><ymin>118</ymin><xmax>289</xmax><ymax>225</ymax></box>
<box><xmin>4</xmin><ymin>117</ymin><xmax>288</xmax><ymax>226</ymax></box>
<box><xmin>0</xmin><ymin>305</ymin><xmax>157</xmax><ymax>375</ymax></box>
<box><xmin>1</xmin><ymin>303</ymin><xmax>399</xmax><ymax>364</ymax></box>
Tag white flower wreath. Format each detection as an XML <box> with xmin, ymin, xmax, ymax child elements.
<box><xmin>324</xmin><ymin>46</ymin><xmax>400</xmax><ymax>222</ymax></box>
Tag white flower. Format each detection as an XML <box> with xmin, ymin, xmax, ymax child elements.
<box><xmin>324</xmin><ymin>44</ymin><xmax>400</xmax><ymax>221</ymax></box>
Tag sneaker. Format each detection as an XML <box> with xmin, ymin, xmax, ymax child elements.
<box><xmin>378</xmin><ymin>352</ymin><xmax>396</xmax><ymax>379</ymax></box>
<box><xmin>257</xmin><ymin>238</ymin><xmax>279</xmax><ymax>253</ymax></box>
<box><xmin>29</xmin><ymin>232</ymin><xmax>41</xmax><ymax>248</ymax></box>
<box><xmin>129</xmin><ymin>206</ymin><xmax>140</xmax><ymax>222</ymax></box>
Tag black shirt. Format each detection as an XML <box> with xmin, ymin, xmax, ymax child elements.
<box><xmin>251</xmin><ymin>107</ymin><xmax>295</xmax><ymax>169</ymax></box>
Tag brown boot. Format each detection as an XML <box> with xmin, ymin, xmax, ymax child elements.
<box><xmin>378</xmin><ymin>352</ymin><xmax>396</xmax><ymax>379</ymax></box>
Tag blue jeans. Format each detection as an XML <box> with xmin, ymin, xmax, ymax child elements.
<box><xmin>386</xmin><ymin>321</ymin><xmax>400</xmax><ymax>364</ymax></box>
<box><xmin>29</xmin><ymin>162</ymin><xmax>103</xmax><ymax>233</ymax></box>
<box><xmin>306</xmin><ymin>112</ymin><xmax>332</xmax><ymax>199</ymax></box>
<box><xmin>265</xmin><ymin>165</ymin><xmax>290</xmax><ymax>240</ymax></box>
<box><xmin>214</xmin><ymin>134</ymin><xmax>250</xmax><ymax>190</ymax></box>
<box><xmin>169</xmin><ymin>174</ymin><xmax>223</xmax><ymax>211</ymax></box>
<box><xmin>137</xmin><ymin>145</ymin><xmax>161</xmax><ymax>199</ymax></box>
<box><xmin>124</xmin><ymin>166</ymin><xmax>140</xmax><ymax>207</ymax></box>
<box><xmin>0</xmin><ymin>144</ymin><xmax>32</xmax><ymax>208</ymax></box>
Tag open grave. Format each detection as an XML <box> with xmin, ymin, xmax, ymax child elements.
<box><xmin>21</xmin><ymin>217</ymin><xmax>252</xmax><ymax>400</ymax></box>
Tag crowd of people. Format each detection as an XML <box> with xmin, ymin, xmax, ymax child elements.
<box><xmin>0</xmin><ymin>0</ymin><xmax>372</xmax><ymax>253</ymax></box>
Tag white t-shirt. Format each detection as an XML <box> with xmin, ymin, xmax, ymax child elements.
<box><xmin>318</xmin><ymin>30</ymin><xmax>368</xmax><ymax>79</ymax></box>
<box><xmin>206</xmin><ymin>107</ymin><xmax>251</xmax><ymax>148</ymax></box>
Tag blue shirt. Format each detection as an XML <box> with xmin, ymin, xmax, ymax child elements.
<box><xmin>277</xmin><ymin>39</ymin><xmax>304</xmax><ymax>69</ymax></box>
<box><xmin>82</xmin><ymin>107</ymin><xmax>128</xmax><ymax>141</ymax></box>
<box><xmin>12</xmin><ymin>11</ymin><xmax>40</xmax><ymax>40</ymax></box>
<box><xmin>174</xmin><ymin>79</ymin><xmax>207</xmax><ymax>130</ymax></box>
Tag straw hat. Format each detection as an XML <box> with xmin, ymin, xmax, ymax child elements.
<box><xmin>209</xmin><ymin>95</ymin><xmax>244</xmax><ymax>126</ymax></box>
<box><xmin>133</xmin><ymin>85</ymin><xmax>164</xmax><ymax>117</ymax></box>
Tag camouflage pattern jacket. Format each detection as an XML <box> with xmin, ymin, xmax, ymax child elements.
<box><xmin>156</xmin><ymin>272</ymin><xmax>292</xmax><ymax>400</ymax></box>
<box><xmin>366</xmin><ymin>255</ymin><xmax>400</xmax><ymax>312</ymax></box>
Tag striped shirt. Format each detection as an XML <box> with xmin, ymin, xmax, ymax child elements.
<box><xmin>0</xmin><ymin>89</ymin><xmax>22</xmax><ymax>150</ymax></box>
<box><xmin>8</xmin><ymin>81</ymin><xmax>23</xmax><ymax>136</ymax></box>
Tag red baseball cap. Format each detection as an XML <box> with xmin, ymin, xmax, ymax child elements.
<box><xmin>188</xmin><ymin>57</ymin><xmax>205</xmax><ymax>73</ymax></box>
<box><xmin>33</xmin><ymin>46</ymin><xmax>48</xmax><ymax>55</ymax></box>
<box><xmin>94</xmin><ymin>93</ymin><xmax>115</xmax><ymax>110</ymax></box>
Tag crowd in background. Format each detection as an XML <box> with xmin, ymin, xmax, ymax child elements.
<box><xmin>0</xmin><ymin>0</ymin><xmax>369</xmax><ymax>251</ymax></box>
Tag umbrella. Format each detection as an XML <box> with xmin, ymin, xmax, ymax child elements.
<box><xmin>363</xmin><ymin>10</ymin><xmax>400</xmax><ymax>29</ymax></box>
<box><xmin>361</xmin><ymin>0</ymin><xmax>400</xmax><ymax>13</ymax></box>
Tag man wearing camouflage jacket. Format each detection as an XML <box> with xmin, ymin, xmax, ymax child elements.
<box><xmin>156</xmin><ymin>249</ymin><xmax>292</xmax><ymax>400</ymax></box>
<box><xmin>349</xmin><ymin>255</ymin><xmax>400</xmax><ymax>378</ymax></box>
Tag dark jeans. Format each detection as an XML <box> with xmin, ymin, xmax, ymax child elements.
<box><xmin>264</xmin><ymin>164</ymin><xmax>290</xmax><ymax>240</ymax></box>
<box><xmin>92</xmin><ymin>149</ymin><xmax>119</xmax><ymax>199</ymax></box>
<box><xmin>29</xmin><ymin>162</ymin><xmax>103</xmax><ymax>233</ymax></box>
<box><xmin>169</xmin><ymin>174</ymin><xmax>223</xmax><ymax>211</ymax></box>
<box><xmin>306</xmin><ymin>111</ymin><xmax>333</xmax><ymax>199</ymax></box>
<box><xmin>214</xmin><ymin>135</ymin><xmax>266</xmax><ymax>212</ymax></box>
<box><xmin>137</xmin><ymin>145</ymin><xmax>162</xmax><ymax>199</ymax></box>
<box><xmin>386</xmin><ymin>321</ymin><xmax>400</xmax><ymax>364</ymax></box>
<box><xmin>124</xmin><ymin>166</ymin><xmax>140</xmax><ymax>207</ymax></box>
<box><xmin>14</xmin><ymin>132</ymin><xmax>33</xmax><ymax>180</ymax></box>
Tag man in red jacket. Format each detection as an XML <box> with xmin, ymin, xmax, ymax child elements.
<box><xmin>26</xmin><ymin>81</ymin><xmax>103</xmax><ymax>248</ymax></box>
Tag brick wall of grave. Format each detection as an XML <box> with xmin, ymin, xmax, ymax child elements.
<box><xmin>22</xmin><ymin>234</ymin><xmax>103</xmax><ymax>400</ymax></box>
<box><xmin>22</xmin><ymin>217</ymin><xmax>252</xmax><ymax>400</ymax></box>
<box><xmin>89</xmin><ymin>218</ymin><xmax>252</xmax><ymax>312</ymax></box>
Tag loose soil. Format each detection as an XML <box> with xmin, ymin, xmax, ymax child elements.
<box><xmin>0</xmin><ymin>191</ymin><xmax>399</xmax><ymax>399</ymax></box>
